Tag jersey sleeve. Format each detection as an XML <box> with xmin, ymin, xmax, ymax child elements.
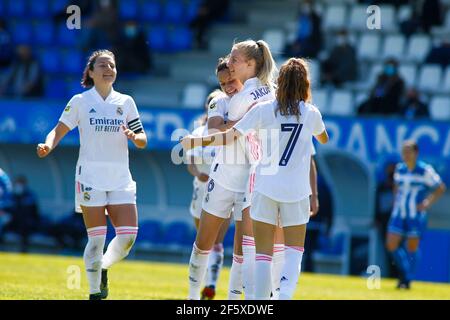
<box><xmin>228</xmin><ymin>90</ymin><xmax>256</xmax><ymax>121</ymax></box>
<box><xmin>233</xmin><ymin>104</ymin><xmax>262</xmax><ymax>135</ymax></box>
<box><xmin>424</xmin><ymin>165</ymin><xmax>442</xmax><ymax>188</ymax></box>
<box><xmin>126</xmin><ymin>96</ymin><xmax>143</xmax><ymax>133</ymax></box>
<box><xmin>311</xmin><ymin>108</ymin><xmax>326</xmax><ymax>136</ymax></box>
<box><xmin>59</xmin><ymin>95</ymin><xmax>81</xmax><ymax>130</ymax></box>
<box><xmin>311</xmin><ymin>140</ymin><xmax>317</xmax><ymax>156</ymax></box>
<box><xmin>207</xmin><ymin>96</ymin><xmax>226</xmax><ymax>119</ymax></box>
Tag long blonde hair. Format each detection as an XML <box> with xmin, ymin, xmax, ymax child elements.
<box><xmin>232</xmin><ymin>39</ymin><xmax>277</xmax><ymax>89</ymax></box>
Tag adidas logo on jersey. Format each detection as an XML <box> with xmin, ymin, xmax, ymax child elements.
<box><xmin>89</xmin><ymin>108</ymin><xmax>96</xmax><ymax>113</ymax></box>
<box><xmin>280</xmin><ymin>276</ymin><xmax>288</xmax><ymax>282</ymax></box>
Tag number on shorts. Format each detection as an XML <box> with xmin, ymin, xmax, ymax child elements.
<box><xmin>279</xmin><ymin>123</ymin><xmax>303</xmax><ymax>166</ymax></box>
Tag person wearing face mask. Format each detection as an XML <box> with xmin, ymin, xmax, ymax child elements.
<box><xmin>3</xmin><ymin>176</ymin><xmax>40</xmax><ymax>253</ymax></box>
<box><xmin>399</xmin><ymin>88</ymin><xmax>429</xmax><ymax>120</ymax></box>
<box><xmin>320</xmin><ymin>29</ymin><xmax>357</xmax><ymax>87</ymax></box>
<box><xmin>113</xmin><ymin>21</ymin><xmax>152</xmax><ymax>74</ymax></box>
<box><xmin>358</xmin><ymin>58</ymin><xmax>405</xmax><ymax>115</ymax></box>
<box><xmin>285</xmin><ymin>0</ymin><xmax>323</xmax><ymax>59</ymax></box>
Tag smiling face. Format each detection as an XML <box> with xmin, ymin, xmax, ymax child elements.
<box><xmin>217</xmin><ymin>68</ymin><xmax>243</xmax><ymax>97</ymax></box>
<box><xmin>88</xmin><ymin>55</ymin><xmax>117</xmax><ymax>86</ymax></box>
<box><xmin>402</xmin><ymin>144</ymin><xmax>418</xmax><ymax>166</ymax></box>
<box><xmin>227</xmin><ymin>47</ymin><xmax>255</xmax><ymax>84</ymax></box>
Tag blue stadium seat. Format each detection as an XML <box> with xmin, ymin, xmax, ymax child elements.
<box><xmin>7</xmin><ymin>0</ymin><xmax>27</xmax><ymax>17</ymax></box>
<box><xmin>164</xmin><ymin>0</ymin><xmax>185</xmax><ymax>23</ymax></box>
<box><xmin>119</xmin><ymin>0</ymin><xmax>138</xmax><ymax>20</ymax></box>
<box><xmin>62</xmin><ymin>51</ymin><xmax>83</xmax><ymax>74</ymax></box>
<box><xmin>57</xmin><ymin>23</ymin><xmax>79</xmax><ymax>46</ymax></box>
<box><xmin>162</xmin><ymin>221</ymin><xmax>192</xmax><ymax>246</ymax></box>
<box><xmin>140</xmin><ymin>1</ymin><xmax>162</xmax><ymax>23</ymax></box>
<box><xmin>139</xmin><ymin>220</ymin><xmax>164</xmax><ymax>244</ymax></box>
<box><xmin>223</xmin><ymin>224</ymin><xmax>235</xmax><ymax>248</ymax></box>
<box><xmin>39</xmin><ymin>49</ymin><xmax>61</xmax><ymax>74</ymax></box>
<box><xmin>45</xmin><ymin>78</ymin><xmax>68</xmax><ymax>99</ymax></box>
<box><xmin>148</xmin><ymin>26</ymin><xmax>168</xmax><ymax>52</ymax></box>
<box><xmin>11</xmin><ymin>21</ymin><xmax>33</xmax><ymax>44</ymax></box>
<box><xmin>186</xmin><ymin>0</ymin><xmax>201</xmax><ymax>22</ymax></box>
<box><xmin>0</xmin><ymin>0</ymin><xmax>5</xmax><ymax>16</ymax></box>
<box><xmin>67</xmin><ymin>79</ymin><xmax>83</xmax><ymax>97</ymax></box>
<box><xmin>168</xmin><ymin>27</ymin><xmax>192</xmax><ymax>51</ymax></box>
<box><xmin>33</xmin><ymin>22</ymin><xmax>55</xmax><ymax>46</ymax></box>
<box><xmin>30</xmin><ymin>0</ymin><xmax>50</xmax><ymax>18</ymax></box>
<box><xmin>51</xmin><ymin>0</ymin><xmax>69</xmax><ymax>14</ymax></box>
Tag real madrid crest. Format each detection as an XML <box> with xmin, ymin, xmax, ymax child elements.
<box><xmin>116</xmin><ymin>107</ymin><xmax>123</xmax><ymax>115</ymax></box>
<box><xmin>83</xmin><ymin>192</ymin><xmax>91</xmax><ymax>201</ymax></box>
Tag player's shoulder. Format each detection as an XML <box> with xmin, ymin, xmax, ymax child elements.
<box><xmin>395</xmin><ymin>162</ymin><xmax>407</xmax><ymax>173</ymax></box>
<box><xmin>302</xmin><ymin>101</ymin><xmax>321</xmax><ymax>114</ymax></box>
<box><xmin>417</xmin><ymin>161</ymin><xmax>435</xmax><ymax>174</ymax></box>
<box><xmin>209</xmin><ymin>92</ymin><xmax>229</xmax><ymax>109</ymax></box>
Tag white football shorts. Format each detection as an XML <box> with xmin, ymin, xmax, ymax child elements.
<box><xmin>202</xmin><ymin>178</ymin><xmax>244</xmax><ymax>221</ymax></box>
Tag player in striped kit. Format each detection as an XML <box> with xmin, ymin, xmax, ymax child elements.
<box><xmin>386</xmin><ymin>140</ymin><xmax>446</xmax><ymax>289</ymax></box>
<box><xmin>36</xmin><ymin>50</ymin><xmax>147</xmax><ymax>300</ymax></box>
<box><xmin>181</xmin><ymin>57</ymin><xmax>329</xmax><ymax>300</ymax></box>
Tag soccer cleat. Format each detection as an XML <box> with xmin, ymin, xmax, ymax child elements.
<box><xmin>201</xmin><ymin>286</ymin><xmax>216</xmax><ymax>300</ymax></box>
<box><xmin>100</xmin><ymin>269</ymin><xmax>109</xmax><ymax>299</ymax></box>
<box><xmin>89</xmin><ymin>293</ymin><xmax>103</xmax><ymax>300</ymax></box>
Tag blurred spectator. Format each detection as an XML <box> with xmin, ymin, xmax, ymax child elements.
<box><xmin>320</xmin><ymin>29</ymin><xmax>357</xmax><ymax>87</ymax></box>
<box><xmin>284</xmin><ymin>0</ymin><xmax>322</xmax><ymax>59</ymax></box>
<box><xmin>358</xmin><ymin>58</ymin><xmax>405</xmax><ymax>115</ymax></box>
<box><xmin>0</xmin><ymin>45</ymin><xmax>44</xmax><ymax>98</ymax></box>
<box><xmin>425</xmin><ymin>38</ymin><xmax>450</xmax><ymax>69</ymax></box>
<box><xmin>82</xmin><ymin>0</ymin><xmax>120</xmax><ymax>52</ymax></box>
<box><xmin>3</xmin><ymin>176</ymin><xmax>40</xmax><ymax>253</ymax></box>
<box><xmin>189</xmin><ymin>0</ymin><xmax>230</xmax><ymax>49</ymax></box>
<box><xmin>48</xmin><ymin>209</ymin><xmax>85</xmax><ymax>250</ymax></box>
<box><xmin>114</xmin><ymin>21</ymin><xmax>152</xmax><ymax>74</ymax></box>
<box><xmin>0</xmin><ymin>168</ymin><xmax>13</xmax><ymax>240</ymax></box>
<box><xmin>400</xmin><ymin>0</ymin><xmax>443</xmax><ymax>36</ymax></box>
<box><xmin>0</xmin><ymin>20</ymin><xmax>14</xmax><ymax>70</ymax></box>
<box><xmin>399</xmin><ymin>88</ymin><xmax>429</xmax><ymax>119</ymax></box>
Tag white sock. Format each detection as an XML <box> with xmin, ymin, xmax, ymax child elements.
<box><xmin>228</xmin><ymin>254</ymin><xmax>243</xmax><ymax>300</ymax></box>
<box><xmin>188</xmin><ymin>243</ymin><xmax>211</xmax><ymax>300</ymax></box>
<box><xmin>279</xmin><ymin>246</ymin><xmax>304</xmax><ymax>300</ymax></box>
<box><xmin>242</xmin><ymin>235</ymin><xmax>255</xmax><ymax>300</ymax></box>
<box><xmin>205</xmin><ymin>243</ymin><xmax>224</xmax><ymax>288</ymax></box>
<box><xmin>102</xmin><ymin>226</ymin><xmax>138</xmax><ymax>270</ymax></box>
<box><xmin>271</xmin><ymin>243</ymin><xmax>285</xmax><ymax>300</ymax></box>
<box><xmin>254</xmin><ymin>253</ymin><xmax>273</xmax><ymax>300</ymax></box>
<box><xmin>84</xmin><ymin>226</ymin><xmax>107</xmax><ymax>294</ymax></box>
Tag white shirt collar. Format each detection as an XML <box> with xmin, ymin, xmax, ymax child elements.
<box><xmin>89</xmin><ymin>86</ymin><xmax>116</xmax><ymax>103</ymax></box>
<box><xmin>243</xmin><ymin>77</ymin><xmax>259</xmax><ymax>88</ymax></box>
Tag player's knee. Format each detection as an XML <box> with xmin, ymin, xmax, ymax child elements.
<box><xmin>119</xmin><ymin>233</ymin><xmax>137</xmax><ymax>254</ymax></box>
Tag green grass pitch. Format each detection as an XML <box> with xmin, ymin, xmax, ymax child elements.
<box><xmin>1</xmin><ymin>252</ymin><xmax>449</xmax><ymax>300</ymax></box>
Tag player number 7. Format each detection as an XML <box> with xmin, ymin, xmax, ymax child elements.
<box><xmin>279</xmin><ymin>123</ymin><xmax>303</xmax><ymax>166</ymax></box>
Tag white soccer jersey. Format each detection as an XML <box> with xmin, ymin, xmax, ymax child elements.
<box><xmin>59</xmin><ymin>87</ymin><xmax>143</xmax><ymax>191</ymax></box>
<box><xmin>187</xmin><ymin>125</ymin><xmax>216</xmax><ymax>177</ymax></box>
<box><xmin>234</xmin><ymin>100</ymin><xmax>325</xmax><ymax>202</ymax></box>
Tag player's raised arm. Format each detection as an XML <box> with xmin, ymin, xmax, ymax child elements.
<box><xmin>36</xmin><ymin>121</ymin><xmax>70</xmax><ymax>158</ymax></box>
<box><xmin>181</xmin><ymin>128</ymin><xmax>241</xmax><ymax>151</ymax></box>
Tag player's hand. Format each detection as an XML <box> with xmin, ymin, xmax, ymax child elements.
<box><xmin>310</xmin><ymin>194</ymin><xmax>319</xmax><ymax>216</ymax></box>
<box><xmin>121</xmin><ymin>125</ymin><xmax>136</xmax><ymax>141</ymax></box>
<box><xmin>197</xmin><ymin>173</ymin><xmax>209</xmax><ymax>183</ymax></box>
<box><xmin>180</xmin><ymin>135</ymin><xmax>195</xmax><ymax>151</ymax></box>
<box><xmin>417</xmin><ymin>199</ymin><xmax>430</xmax><ymax>212</ymax></box>
<box><xmin>36</xmin><ymin>143</ymin><xmax>51</xmax><ymax>158</ymax></box>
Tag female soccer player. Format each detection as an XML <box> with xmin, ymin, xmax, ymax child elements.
<box><xmin>186</xmin><ymin>89</ymin><xmax>231</xmax><ymax>300</ymax></box>
<box><xmin>184</xmin><ymin>43</ymin><xmax>276</xmax><ymax>300</ymax></box>
<box><xmin>386</xmin><ymin>140</ymin><xmax>446</xmax><ymax>289</ymax></box>
<box><xmin>36</xmin><ymin>50</ymin><xmax>147</xmax><ymax>300</ymax></box>
<box><xmin>181</xmin><ymin>57</ymin><xmax>329</xmax><ymax>300</ymax></box>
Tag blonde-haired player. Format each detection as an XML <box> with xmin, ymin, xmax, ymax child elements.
<box><xmin>37</xmin><ymin>50</ymin><xmax>147</xmax><ymax>300</ymax></box>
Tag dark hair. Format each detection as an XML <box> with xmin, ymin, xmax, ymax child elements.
<box><xmin>403</xmin><ymin>140</ymin><xmax>419</xmax><ymax>153</ymax></box>
<box><xmin>81</xmin><ymin>50</ymin><xmax>115</xmax><ymax>88</ymax></box>
<box><xmin>275</xmin><ymin>58</ymin><xmax>311</xmax><ymax>119</ymax></box>
<box><xmin>215</xmin><ymin>56</ymin><xmax>229</xmax><ymax>75</ymax></box>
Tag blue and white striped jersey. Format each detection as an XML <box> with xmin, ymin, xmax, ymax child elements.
<box><xmin>0</xmin><ymin>168</ymin><xmax>12</xmax><ymax>210</ymax></box>
<box><xmin>392</xmin><ymin>161</ymin><xmax>442</xmax><ymax>219</ymax></box>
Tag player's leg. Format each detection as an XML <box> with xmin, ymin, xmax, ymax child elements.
<box><xmin>81</xmin><ymin>205</ymin><xmax>107</xmax><ymax>300</ymax></box>
<box><xmin>278</xmin><ymin>197</ymin><xmax>310</xmax><ymax>300</ymax></box>
<box><xmin>386</xmin><ymin>215</ymin><xmax>409</xmax><ymax>287</ymax></box>
<box><xmin>253</xmin><ymin>220</ymin><xmax>276</xmax><ymax>300</ymax></box>
<box><xmin>202</xmin><ymin>217</ymin><xmax>230</xmax><ymax>299</ymax></box>
<box><xmin>272</xmin><ymin>226</ymin><xmax>285</xmax><ymax>300</ymax></box>
<box><xmin>189</xmin><ymin>209</ymin><xmax>226</xmax><ymax>299</ymax></box>
<box><xmin>403</xmin><ymin>215</ymin><xmax>426</xmax><ymax>288</ymax></box>
<box><xmin>241</xmin><ymin>207</ymin><xmax>256</xmax><ymax>300</ymax></box>
<box><xmin>228</xmin><ymin>219</ymin><xmax>244</xmax><ymax>300</ymax></box>
<box><xmin>193</xmin><ymin>217</ymin><xmax>200</xmax><ymax>230</ymax></box>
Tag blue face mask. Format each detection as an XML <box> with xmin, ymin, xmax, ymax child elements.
<box><xmin>384</xmin><ymin>64</ymin><xmax>396</xmax><ymax>76</ymax></box>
